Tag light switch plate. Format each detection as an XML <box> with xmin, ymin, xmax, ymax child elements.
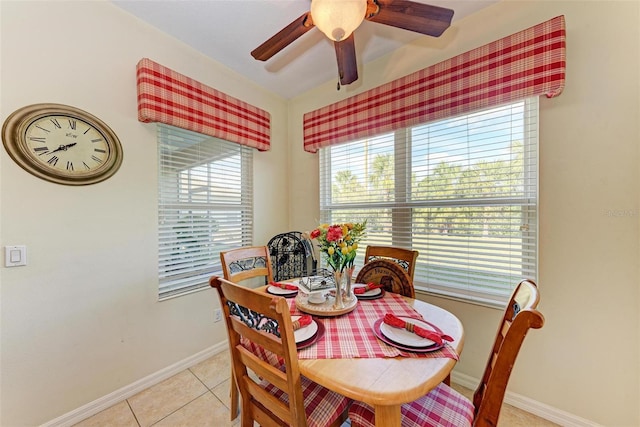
<box><xmin>5</xmin><ymin>245</ymin><xmax>27</xmax><ymax>267</ymax></box>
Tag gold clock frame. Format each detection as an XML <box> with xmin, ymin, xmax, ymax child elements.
<box><xmin>2</xmin><ymin>103</ymin><xmax>123</xmax><ymax>185</ymax></box>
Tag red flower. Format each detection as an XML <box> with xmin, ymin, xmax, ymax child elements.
<box><xmin>326</xmin><ymin>225</ymin><xmax>343</xmax><ymax>242</ymax></box>
<box><xmin>309</xmin><ymin>229</ymin><xmax>321</xmax><ymax>239</ymax></box>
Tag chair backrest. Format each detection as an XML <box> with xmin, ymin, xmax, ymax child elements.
<box><xmin>210</xmin><ymin>276</ymin><xmax>308</xmax><ymax>426</ymax></box>
<box><xmin>364</xmin><ymin>245</ymin><xmax>419</xmax><ymax>281</ymax></box>
<box><xmin>472</xmin><ymin>279</ymin><xmax>545</xmax><ymax>427</ymax></box>
<box><xmin>220</xmin><ymin>246</ymin><xmax>274</xmax><ymax>286</ymax></box>
<box><xmin>267</xmin><ymin>232</ymin><xmax>317</xmax><ymax>281</ymax></box>
<box><xmin>355</xmin><ymin>259</ymin><xmax>415</xmax><ymax>298</ymax></box>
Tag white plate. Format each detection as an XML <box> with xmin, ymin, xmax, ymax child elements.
<box><xmin>267</xmin><ymin>283</ymin><xmax>298</xmax><ymax>296</ymax></box>
<box><xmin>292</xmin><ymin>316</ymin><xmax>318</xmax><ymax>343</ymax></box>
<box><xmin>307</xmin><ymin>293</ymin><xmax>327</xmax><ymax>304</ymax></box>
<box><xmin>353</xmin><ymin>283</ymin><xmax>382</xmax><ymax>297</ymax></box>
<box><xmin>379</xmin><ymin>316</ymin><xmax>436</xmax><ymax>347</ymax></box>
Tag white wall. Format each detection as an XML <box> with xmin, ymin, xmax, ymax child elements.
<box><xmin>289</xmin><ymin>1</ymin><xmax>639</xmax><ymax>426</ymax></box>
<box><xmin>2</xmin><ymin>1</ymin><xmax>639</xmax><ymax>426</ymax></box>
<box><xmin>0</xmin><ymin>1</ymin><xmax>288</xmax><ymax>425</ymax></box>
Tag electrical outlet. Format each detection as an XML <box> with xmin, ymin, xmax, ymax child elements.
<box><xmin>214</xmin><ymin>308</ymin><xmax>222</xmax><ymax>323</ymax></box>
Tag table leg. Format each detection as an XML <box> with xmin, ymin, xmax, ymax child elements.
<box><xmin>374</xmin><ymin>404</ymin><xmax>401</xmax><ymax>427</ymax></box>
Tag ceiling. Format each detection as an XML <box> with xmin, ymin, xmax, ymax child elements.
<box><xmin>112</xmin><ymin>0</ymin><xmax>498</xmax><ymax>99</ymax></box>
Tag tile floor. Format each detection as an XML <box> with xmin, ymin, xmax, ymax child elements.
<box><xmin>74</xmin><ymin>351</ymin><xmax>558</xmax><ymax>427</ymax></box>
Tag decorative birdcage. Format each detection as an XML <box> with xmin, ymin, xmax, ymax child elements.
<box><xmin>267</xmin><ymin>232</ymin><xmax>317</xmax><ymax>282</ymax></box>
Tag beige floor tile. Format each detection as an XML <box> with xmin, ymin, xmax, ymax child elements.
<box><xmin>189</xmin><ymin>351</ymin><xmax>232</xmax><ymax>389</ymax></box>
<box><xmin>154</xmin><ymin>392</ymin><xmax>236</xmax><ymax>427</ymax></box>
<box><xmin>211</xmin><ymin>376</ymin><xmax>260</xmax><ymax>422</ymax></box>
<box><xmin>211</xmin><ymin>377</ymin><xmax>232</xmax><ymax>409</ymax></box>
<box><xmin>71</xmin><ymin>355</ymin><xmax>557</xmax><ymax>427</ymax></box>
<box><xmin>450</xmin><ymin>383</ymin><xmax>558</xmax><ymax>427</ymax></box>
<box><xmin>499</xmin><ymin>402</ymin><xmax>559</xmax><ymax>427</ymax></box>
<box><xmin>127</xmin><ymin>370</ymin><xmax>208</xmax><ymax>426</ymax></box>
<box><xmin>73</xmin><ymin>400</ymin><xmax>138</xmax><ymax>427</ymax></box>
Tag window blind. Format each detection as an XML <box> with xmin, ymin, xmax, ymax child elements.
<box><xmin>158</xmin><ymin>124</ymin><xmax>253</xmax><ymax>299</ymax></box>
<box><xmin>320</xmin><ymin>98</ymin><xmax>538</xmax><ymax>305</ymax></box>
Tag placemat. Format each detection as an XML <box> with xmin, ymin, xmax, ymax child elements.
<box><xmin>289</xmin><ymin>292</ymin><xmax>458</xmax><ymax>360</ymax></box>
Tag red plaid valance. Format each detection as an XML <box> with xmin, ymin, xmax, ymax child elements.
<box><xmin>303</xmin><ymin>15</ymin><xmax>566</xmax><ymax>153</ymax></box>
<box><xmin>136</xmin><ymin>58</ymin><xmax>270</xmax><ymax>151</ymax></box>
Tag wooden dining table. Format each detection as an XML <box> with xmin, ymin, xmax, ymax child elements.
<box><xmin>260</xmin><ymin>285</ymin><xmax>465</xmax><ymax>427</ymax></box>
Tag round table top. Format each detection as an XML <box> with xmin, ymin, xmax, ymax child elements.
<box><xmin>296</xmin><ymin>296</ymin><xmax>464</xmax><ymax>407</ymax></box>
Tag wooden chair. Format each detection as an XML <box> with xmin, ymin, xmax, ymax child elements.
<box><xmin>348</xmin><ymin>279</ymin><xmax>545</xmax><ymax>427</ymax></box>
<box><xmin>219</xmin><ymin>246</ymin><xmax>275</xmax><ymax>420</ymax></box>
<box><xmin>355</xmin><ymin>259</ymin><xmax>415</xmax><ymax>298</ymax></box>
<box><xmin>364</xmin><ymin>245</ymin><xmax>419</xmax><ymax>281</ymax></box>
<box><xmin>210</xmin><ymin>276</ymin><xmax>352</xmax><ymax>427</ymax></box>
<box><xmin>220</xmin><ymin>245</ymin><xmax>275</xmax><ymax>286</ymax></box>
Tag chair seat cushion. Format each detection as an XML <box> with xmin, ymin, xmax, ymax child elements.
<box><xmin>348</xmin><ymin>383</ymin><xmax>474</xmax><ymax>427</ymax></box>
<box><xmin>263</xmin><ymin>375</ymin><xmax>352</xmax><ymax>427</ymax></box>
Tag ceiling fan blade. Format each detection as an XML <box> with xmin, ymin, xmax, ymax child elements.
<box><xmin>251</xmin><ymin>12</ymin><xmax>314</xmax><ymax>61</ymax></box>
<box><xmin>334</xmin><ymin>34</ymin><xmax>358</xmax><ymax>85</ymax></box>
<box><xmin>367</xmin><ymin>0</ymin><xmax>454</xmax><ymax>37</ymax></box>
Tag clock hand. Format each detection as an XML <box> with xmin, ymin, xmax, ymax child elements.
<box><xmin>48</xmin><ymin>142</ymin><xmax>77</xmax><ymax>154</ymax></box>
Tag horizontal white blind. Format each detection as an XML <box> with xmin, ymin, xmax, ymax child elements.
<box><xmin>320</xmin><ymin>99</ymin><xmax>538</xmax><ymax>305</ymax></box>
<box><xmin>158</xmin><ymin>124</ymin><xmax>253</xmax><ymax>299</ymax></box>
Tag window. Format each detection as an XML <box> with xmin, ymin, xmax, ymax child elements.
<box><xmin>319</xmin><ymin>98</ymin><xmax>538</xmax><ymax>305</ymax></box>
<box><xmin>158</xmin><ymin>124</ymin><xmax>253</xmax><ymax>299</ymax></box>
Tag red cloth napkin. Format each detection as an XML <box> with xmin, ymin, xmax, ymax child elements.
<box><xmin>278</xmin><ymin>315</ymin><xmax>312</xmax><ymax>335</ymax></box>
<box><xmin>270</xmin><ymin>281</ymin><xmax>298</xmax><ymax>291</ymax></box>
<box><xmin>383</xmin><ymin>313</ymin><xmax>453</xmax><ymax>345</ymax></box>
<box><xmin>354</xmin><ymin>283</ymin><xmax>384</xmax><ymax>294</ymax></box>
<box><xmin>292</xmin><ymin>315</ymin><xmax>312</xmax><ymax>331</ymax></box>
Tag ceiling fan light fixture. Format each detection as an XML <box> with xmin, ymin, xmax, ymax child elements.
<box><xmin>310</xmin><ymin>0</ymin><xmax>367</xmax><ymax>42</ymax></box>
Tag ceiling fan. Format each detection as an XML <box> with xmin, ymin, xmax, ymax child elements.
<box><xmin>251</xmin><ymin>0</ymin><xmax>454</xmax><ymax>87</ymax></box>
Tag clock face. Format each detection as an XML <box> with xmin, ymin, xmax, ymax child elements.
<box><xmin>24</xmin><ymin>115</ymin><xmax>112</xmax><ymax>176</ymax></box>
<box><xmin>2</xmin><ymin>104</ymin><xmax>122</xmax><ymax>185</ymax></box>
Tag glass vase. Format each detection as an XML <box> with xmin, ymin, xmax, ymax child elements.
<box><xmin>332</xmin><ymin>270</ymin><xmax>344</xmax><ymax>310</ymax></box>
<box><xmin>343</xmin><ymin>266</ymin><xmax>355</xmax><ymax>303</ymax></box>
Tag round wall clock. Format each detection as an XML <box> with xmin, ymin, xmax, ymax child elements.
<box><xmin>2</xmin><ymin>103</ymin><xmax>123</xmax><ymax>185</ymax></box>
<box><xmin>355</xmin><ymin>259</ymin><xmax>415</xmax><ymax>298</ymax></box>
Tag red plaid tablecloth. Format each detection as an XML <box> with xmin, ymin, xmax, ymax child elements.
<box><xmin>290</xmin><ymin>293</ymin><xmax>458</xmax><ymax>360</ymax></box>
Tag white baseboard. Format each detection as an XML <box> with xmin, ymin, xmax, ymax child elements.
<box><xmin>451</xmin><ymin>371</ymin><xmax>601</xmax><ymax>427</ymax></box>
<box><xmin>41</xmin><ymin>342</ymin><xmax>228</xmax><ymax>427</ymax></box>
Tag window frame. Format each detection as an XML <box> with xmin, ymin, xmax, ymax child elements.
<box><xmin>319</xmin><ymin>98</ymin><xmax>539</xmax><ymax>306</ymax></box>
<box><xmin>157</xmin><ymin>124</ymin><xmax>253</xmax><ymax>300</ymax></box>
